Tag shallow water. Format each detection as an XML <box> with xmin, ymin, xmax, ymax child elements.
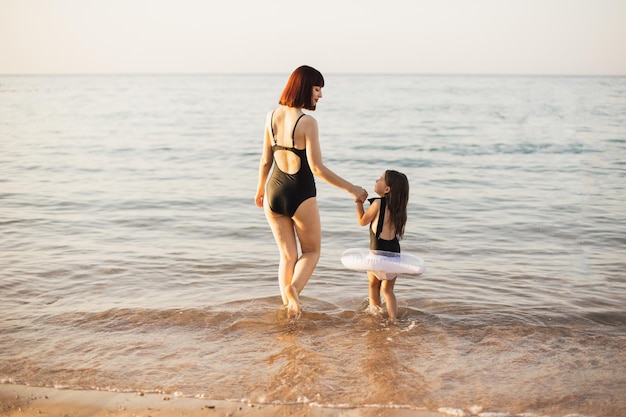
<box><xmin>1</xmin><ymin>74</ymin><xmax>625</xmax><ymax>416</ymax></box>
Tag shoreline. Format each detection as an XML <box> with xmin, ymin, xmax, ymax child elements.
<box><xmin>0</xmin><ymin>384</ymin><xmax>446</xmax><ymax>417</ymax></box>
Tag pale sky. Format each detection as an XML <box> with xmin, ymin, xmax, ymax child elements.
<box><xmin>1</xmin><ymin>0</ymin><xmax>625</xmax><ymax>75</ymax></box>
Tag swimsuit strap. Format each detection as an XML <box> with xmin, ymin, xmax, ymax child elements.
<box><xmin>291</xmin><ymin>113</ymin><xmax>306</xmax><ymax>148</ymax></box>
<box><xmin>376</xmin><ymin>196</ymin><xmax>386</xmax><ymax>239</ymax></box>
<box><xmin>270</xmin><ymin>110</ymin><xmax>277</xmax><ymax>145</ymax></box>
<box><xmin>270</xmin><ymin>111</ymin><xmax>305</xmax><ymax>148</ymax></box>
<box><xmin>368</xmin><ymin>197</ymin><xmax>386</xmax><ymax>239</ymax></box>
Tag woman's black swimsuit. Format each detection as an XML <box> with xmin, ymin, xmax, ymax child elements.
<box><xmin>369</xmin><ymin>197</ymin><xmax>401</xmax><ymax>253</ymax></box>
<box><xmin>267</xmin><ymin>112</ymin><xmax>316</xmax><ymax>217</ymax></box>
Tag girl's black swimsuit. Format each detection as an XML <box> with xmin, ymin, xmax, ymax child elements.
<box><xmin>267</xmin><ymin>112</ymin><xmax>316</xmax><ymax>217</ymax></box>
<box><xmin>369</xmin><ymin>197</ymin><xmax>401</xmax><ymax>253</ymax></box>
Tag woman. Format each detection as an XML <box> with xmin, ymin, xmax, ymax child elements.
<box><xmin>255</xmin><ymin>65</ymin><xmax>368</xmax><ymax>318</ymax></box>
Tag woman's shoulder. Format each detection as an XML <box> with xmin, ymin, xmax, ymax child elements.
<box><xmin>300</xmin><ymin>111</ymin><xmax>316</xmax><ymax>120</ymax></box>
<box><xmin>298</xmin><ymin>113</ymin><xmax>318</xmax><ymax>132</ymax></box>
<box><xmin>265</xmin><ymin>108</ymin><xmax>276</xmax><ymax>123</ymax></box>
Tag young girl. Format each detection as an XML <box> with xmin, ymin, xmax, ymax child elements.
<box><xmin>355</xmin><ymin>170</ymin><xmax>409</xmax><ymax>322</ymax></box>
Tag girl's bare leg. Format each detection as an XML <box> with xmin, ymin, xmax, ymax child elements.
<box><xmin>368</xmin><ymin>271</ymin><xmax>382</xmax><ymax>310</ymax></box>
<box><xmin>381</xmin><ymin>277</ymin><xmax>397</xmax><ymax>322</ymax></box>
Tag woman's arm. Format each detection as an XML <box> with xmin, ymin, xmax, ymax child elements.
<box><xmin>304</xmin><ymin>116</ymin><xmax>367</xmax><ymax>202</ymax></box>
<box><xmin>255</xmin><ymin>112</ymin><xmax>274</xmax><ymax>208</ymax></box>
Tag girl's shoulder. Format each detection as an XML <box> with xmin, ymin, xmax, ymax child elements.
<box><xmin>367</xmin><ymin>197</ymin><xmax>382</xmax><ymax>208</ymax></box>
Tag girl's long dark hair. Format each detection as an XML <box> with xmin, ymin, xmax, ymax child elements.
<box><xmin>384</xmin><ymin>170</ymin><xmax>409</xmax><ymax>239</ymax></box>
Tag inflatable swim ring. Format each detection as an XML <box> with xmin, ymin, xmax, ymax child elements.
<box><xmin>340</xmin><ymin>248</ymin><xmax>426</xmax><ymax>278</ymax></box>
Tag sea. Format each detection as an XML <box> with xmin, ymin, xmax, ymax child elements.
<box><xmin>1</xmin><ymin>73</ymin><xmax>625</xmax><ymax>417</ymax></box>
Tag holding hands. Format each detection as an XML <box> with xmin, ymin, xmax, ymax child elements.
<box><xmin>352</xmin><ymin>185</ymin><xmax>368</xmax><ymax>203</ymax></box>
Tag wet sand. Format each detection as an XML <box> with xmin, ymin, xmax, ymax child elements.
<box><xmin>0</xmin><ymin>384</ymin><xmax>447</xmax><ymax>417</ymax></box>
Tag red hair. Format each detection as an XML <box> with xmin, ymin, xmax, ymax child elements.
<box><xmin>279</xmin><ymin>65</ymin><xmax>325</xmax><ymax>111</ymax></box>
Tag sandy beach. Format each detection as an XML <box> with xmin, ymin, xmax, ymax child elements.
<box><xmin>0</xmin><ymin>385</ymin><xmax>447</xmax><ymax>417</ymax></box>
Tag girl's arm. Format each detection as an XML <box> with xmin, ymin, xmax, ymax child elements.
<box><xmin>356</xmin><ymin>199</ymin><xmax>379</xmax><ymax>226</ymax></box>
<box><xmin>255</xmin><ymin>112</ymin><xmax>274</xmax><ymax>208</ymax></box>
<box><xmin>304</xmin><ymin>116</ymin><xmax>367</xmax><ymax>201</ymax></box>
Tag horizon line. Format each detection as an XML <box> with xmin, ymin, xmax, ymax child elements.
<box><xmin>1</xmin><ymin>71</ymin><xmax>625</xmax><ymax>78</ymax></box>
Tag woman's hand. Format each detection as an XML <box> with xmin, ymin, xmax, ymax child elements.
<box><xmin>351</xmin><ymin>185</ymin><xmax>368</xmax><ymax>203</ymax></box>
<box><xmin>255</xmin><ymin>189</ymin><xmax>265</xmax><ymax>208</ymax></box>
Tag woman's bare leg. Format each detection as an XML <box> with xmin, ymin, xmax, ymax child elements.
<box><xmin>264</xmin><ymin>204</ymin><xmax>298</xmax><ymax>306</ymax></box>
<box><xmin>290</xmin><ymin>198</ymin><xmax>321</xmax><ymax>296</ymax></box>
<box><xmin>265</xmin><ymin>198</ymin><xmax>320</xmax><ymax>318</ymax></box>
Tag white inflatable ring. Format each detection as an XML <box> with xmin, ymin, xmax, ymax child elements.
<box><xmin>341</xmin><ymin>248</ymin><xmax>426</xmax><ymax>277</ymax></box>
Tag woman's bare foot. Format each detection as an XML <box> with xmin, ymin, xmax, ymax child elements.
<box><xmin>284</xmin><ymin>284</ymin><xmax>301</xmax><ymax>319</ymax></box>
